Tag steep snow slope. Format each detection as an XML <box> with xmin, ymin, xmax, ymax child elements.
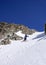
<box><xmin>0</xmin><ymin>31</ymin><xmax>46</xmax><ymax>65</ymax></box>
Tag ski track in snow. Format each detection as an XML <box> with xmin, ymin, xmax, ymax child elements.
<box><xmin>0</xmin><ymin>31</ymin><xmax>46</xmax><ymax>65</ymax></box>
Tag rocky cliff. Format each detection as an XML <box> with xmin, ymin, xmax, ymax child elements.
<box><xmin>0</xmin><ymin>22</ymin><xmax>36</xmax><ymax>34</ymax></box>
<box><xmin>0</xmin><ymin>22</ymin><xmax>37</xmax><ymax>45</ymax></box>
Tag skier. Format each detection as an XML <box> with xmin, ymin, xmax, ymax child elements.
<box><xmin>23</xmin><ymin>34</ymin><xmax>28</xmax><ymax>41</ymax></box>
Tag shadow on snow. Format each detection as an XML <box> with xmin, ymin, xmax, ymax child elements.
<box><xmin>32</xmin><ymin>33</ymin><xmax>46</xmax><ymax>41</ymax></box>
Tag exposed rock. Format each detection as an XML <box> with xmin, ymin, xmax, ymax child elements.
<box><xmin>10</xmin><ymin>34</ymin><xmax>23</xmax><ymax>40</ymax></box>
<box><xmin>0</xmin><ymin>22</ymin><xmax>36</xmax><ymax>40</ymax></box>
<box><xmin>0</xmin><ymin>22</ymin><xmax>37</xmax><ymax>45</ymax></box>
<box><xmin>0</xmin><ymin>38</ymin><xmax>10</xmax><ymax>45</ymax></box>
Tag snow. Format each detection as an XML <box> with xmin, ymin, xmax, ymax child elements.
<box><xmin>15</xmin><ymin>31</ymin><xmax>25</xmax><ymax>37</ymax></box>
<box><xmin>0</xmin><ymin>31</ymin><xmax>46</xmax><ymax>65</ymax></box>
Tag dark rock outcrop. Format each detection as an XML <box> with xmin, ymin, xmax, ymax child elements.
<box><xmin>0</xmin><ymin>22</ymin><xmax>36</xmax><ymax>39</ymax></box>
<box><xmin>0</xmin><ymin>38</ymin><xmax>10</xmax><ymax>45</ymax></box>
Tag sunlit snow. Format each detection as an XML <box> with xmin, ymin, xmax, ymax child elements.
<box><xmin>0</xmin><ymin>31</ymin><xmax>46</xmax><ymax>65</ymax></box>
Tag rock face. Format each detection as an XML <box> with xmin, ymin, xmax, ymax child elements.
<box><xmin>0</xmin><ymin>22</ymin><xmax>36</xmax><ymax>33</ymax></box>
<box><xmin>0</xmin><ymin>22</ymin><xmax>36</xmax><ymax>40</ymax></box>
<box><xmin>0</xmin><ymin>22</ymin><xmax>37</xmax><ymax>45</ymax></box>
<box><xmin>10</xmin><ymin>34</ymin><xmax>23</xmax><ymax>40</ymax></box>
<box><xmin>0</xmin><ymin>38</ymin><xmax>10</xmax><ymax>45</ymax></box>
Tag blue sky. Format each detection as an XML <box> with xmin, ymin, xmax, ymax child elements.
<box><xmin>0</xmin><ymin>0</ymin><xmax>46</xmax><ymax>31</ymax></box>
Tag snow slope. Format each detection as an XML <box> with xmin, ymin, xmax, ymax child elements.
<box><xmin>0</xmin><ymin>31</ymin><xmax>46</xmax><ymax>65</ymax></box>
